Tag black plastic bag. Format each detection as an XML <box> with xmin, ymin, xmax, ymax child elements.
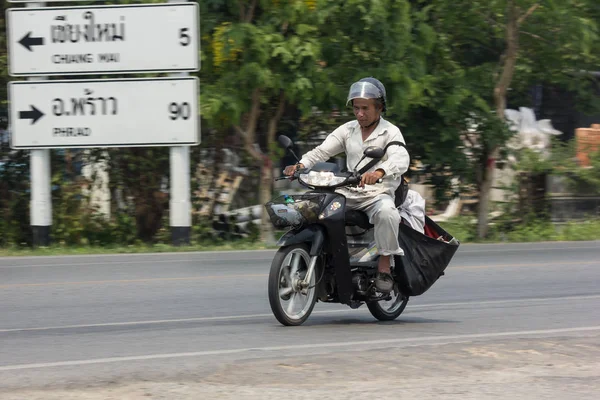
<box><xmin>393</xmin><ymin>216</ymin><xmax>460</xmax><ymax>296</ymax></box>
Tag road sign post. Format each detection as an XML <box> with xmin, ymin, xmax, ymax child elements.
<box><xmin>170</xmin><ymin>142</ymin><xmax>192</xmax><ymax>245</ymax></box>
<box><xmin>22</xmin><ymin>2</ymin><xmax>52</xmax><ymax>247</ymax></box>
<box><xmin>7</xmin><ymin>0</ymin><xmax>200</xmax><ymax>247</ymax></box>
<box><xmin>168</xmin><ymin>0</ymin><xmax>192</xmax><ymax>245</ymax></box>
<box><xmin>30</xmin><ymin>143</ymin><xmax>52</xmax><ymax>247</ymax></box>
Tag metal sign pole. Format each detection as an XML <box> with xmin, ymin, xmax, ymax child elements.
<box><xmin>27</xmin><ymin>1</ymin><xmax>52</xmax><ymax>247</ymax></box>
<box><xmin>169</xmin><ymin>0</ymin><xmax>192</xmax><ymax>246</ymax></box>
<box><xmin>170</xmin><ymin>134</ymin><xmax>192</xmax><ymax>245</ymax></box>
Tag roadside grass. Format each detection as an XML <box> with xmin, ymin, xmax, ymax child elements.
<box><xmin>0</xmin><ymin>241</ymin><xmax>272</xmax><ymax>257</ymax></box>
<box><xmin>438</xmin><ymin>216</ymin><xmax>600</xmax><ymax>244</ymax></box>
<box><xmin>1</xmin><ymin>218</ymin><xmax>599</xmax><ymax>257</ymax></box>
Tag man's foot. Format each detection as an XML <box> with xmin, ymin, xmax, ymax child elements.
<box><xmin>375</xmin><ymin>272</ymin><xmax>394</xmax><ymax>293</ymax></box>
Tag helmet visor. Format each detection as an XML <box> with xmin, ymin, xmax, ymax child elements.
<box><xmin>346</xmin><ymin>81</ymin><xmax>383</xmax><ymax>105</ymax></box>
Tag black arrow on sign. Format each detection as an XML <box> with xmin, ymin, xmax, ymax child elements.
<box><xmin>18</xmin><ymin>32</ymin><xmax>45</xmax><ymax>52</ymax></box>
<box><xmin>19</xmin><ymin>105</ymin><xmax>45</xmax><ymax>125</ymax></box>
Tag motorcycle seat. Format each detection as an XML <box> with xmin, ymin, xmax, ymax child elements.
<box><xmin>345</xmin><ymin>210</ymin><xmax>373</xmax><ymax>229</ymax></box>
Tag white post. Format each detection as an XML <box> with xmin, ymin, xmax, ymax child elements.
<box><xmin>30</xmin><ymin>148</ymin><xmax>52</xmax><ymax>246</ymax></box>
<box><xmin>170</xmin><ymin>144</ymin><xmax>191</xmax><ymax>244</ymax></box>
<box><xmin>27</xmin><ymin>1</ymin><xmax>52</xmax><ymax>247</ymax></box>
<box><xmin>168</xmin><ymin>0</ymin><xmax>192</xmax><ymax>245</ymax></box>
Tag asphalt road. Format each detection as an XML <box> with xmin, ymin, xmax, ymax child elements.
<box><xmin>0</xmin><ymin>241</ymin><xmax>599</xmax><ymax>396</ymax></box>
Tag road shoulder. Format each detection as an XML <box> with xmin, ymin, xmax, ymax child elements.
<box><xmin>2</xmin><ymin>334</ymin><xmax>599</xmax><ymax>400</ymax></box>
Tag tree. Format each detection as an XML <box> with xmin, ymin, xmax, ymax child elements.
<box><xmin>199</xmin><ymin>0</ymin><xmax>320</xmax><ymax>242</ymax></box>
<box><xmin>200</xmin><ymin>0</ymin><xmax>438</xmax><ymax>240</ymax></box>
<box><xmin>428</xmin><ymin>0</ymin><xmax>600</xmax><ymax>238</ymax></box>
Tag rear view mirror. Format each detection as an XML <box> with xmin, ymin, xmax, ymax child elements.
<box><xmin>278</xmin><ymin>135</ymin><xmax>294</xmax><ymax>150</ymax></box>
<box><xmin>354</xmin><ymin>145</ymin><xmax>386</xmax><ymax>174</ymax></box>
<box><xmin>363</xmin><ymin>146</ymin><xmax>385</xmax><ymax>159</ymax></box>
<box><xmin>277</xmin><ymin>135</ymin><xmax>300</xmax><ymax>162</ymax></box>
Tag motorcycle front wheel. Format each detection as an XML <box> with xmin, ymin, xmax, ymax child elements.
<box><xmin>268</xmin><ymin>243</ymin><xmax>317</xmax><ymax>326</ymax></box>
<box><xmin>367</xmin><ymin>283</ymin><xmax>409</xmax><ymax>321</ymax></box>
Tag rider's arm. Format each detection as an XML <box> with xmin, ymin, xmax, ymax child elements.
<box><xmin>298</xmin><ymin>126</ymin><xmax>346</xmax><ymax>169</ymax></box>
<box><xmin>377</xmin><ymin>130</ymin><xmax>410</xmax><ymax>178</ymax></box>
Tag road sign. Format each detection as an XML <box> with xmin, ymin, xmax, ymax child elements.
<box><xmin>8</xmin><ymin>0</ymin><xmax>103</xmax><ymax>2</ymax></box>
<box><xmin>6</xmin><ymin>2</ymin><xmax>199</xmax><ymax>76</ymax></box>
<box><xmin>8</xmin><ymin>77</ymin><xmax>199</xmax><ymax>149</ymax></box>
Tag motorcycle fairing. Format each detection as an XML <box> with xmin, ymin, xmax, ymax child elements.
<box><xmin>276</xmin><ymin>225</ymin><xmax>325</xmax><ymax>256</ymax></box>
<box><xmin>319</xmin><ymin>194</ymin><xmax>355</xmax><ymax>304</ymax></box>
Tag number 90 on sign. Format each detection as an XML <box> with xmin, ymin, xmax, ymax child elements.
<box><xmin>169</xmin><ymin>102</ymin><xmax>191</xmax><ymax>120</ymax></box>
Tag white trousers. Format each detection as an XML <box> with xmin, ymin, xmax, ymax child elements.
<box><xmin>346</xmin><ymin>194</ymin><xmax>403</xmax><ymax>256</ymax></box>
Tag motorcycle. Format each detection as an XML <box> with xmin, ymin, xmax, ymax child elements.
<box><xmin>264</xmin><ymin>135</ymin><xmax>411</xmax><ymax>326</ymax></box>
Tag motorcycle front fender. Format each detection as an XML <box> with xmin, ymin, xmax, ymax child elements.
<box><xmin>276</xmin><ymin>225</ymin><xmax>325</xmax><ymax>256</ymax></box>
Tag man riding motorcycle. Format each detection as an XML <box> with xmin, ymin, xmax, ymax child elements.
<box><xmin>284</xmin><ymin>77</ymin><xmax>410</xmax><ymax>293</ymax></box>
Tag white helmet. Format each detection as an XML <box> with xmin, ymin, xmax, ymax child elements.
<box><xmin>346</xmin><ymin>77</ymin><xmax>387</xmax><ymax>112</ymax></box>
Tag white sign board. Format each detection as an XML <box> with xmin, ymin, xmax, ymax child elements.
<box><xmin>6</xmin><ymin>3</ymin><xmax>199</xmax><ymax>76</ymax></box>
<box><xmin>8</xmin><ymin>77</ymin><xmax>199</xmax><ymax>149</ymax></box>
<box><xmin>8</xmin><ymin>1</ymin><xmax>103</xmax><ymax>2</ymax></box>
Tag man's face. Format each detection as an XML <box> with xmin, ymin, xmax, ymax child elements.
<box><xmin>352</xmin><ymin>98</ymin><xmax>381</xmax><ymax>128</ymax></box>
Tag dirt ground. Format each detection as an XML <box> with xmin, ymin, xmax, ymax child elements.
<box><xmin>2</xmin><ymin>334</ymin><xmax>599</xmax><ymax>400</ymax></box>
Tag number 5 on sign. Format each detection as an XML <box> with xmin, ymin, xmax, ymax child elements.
<box><xmin>179</xmin><ymin>28</ymin><xmax>191</xmax><ymax>46</ymax></box>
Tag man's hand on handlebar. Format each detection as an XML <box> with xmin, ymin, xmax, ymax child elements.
<box><xmin>283</xmin><ymin>163</ymin><xmax>305</xmax><ymax>177</ymax></box>
<box><xmin>360</xmin><ymin>169</ymin><xmax>385</xmax><ymax>187</ymax></box>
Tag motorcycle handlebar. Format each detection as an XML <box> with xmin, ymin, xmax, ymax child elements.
<box><xmin>276</xmin><ymin>169</ymin><xmax>382</xmax><ymax>186</ymax></box>
<box><xmin>276</xmin><ymin>167</ymin><xmax>307</xmax><ymax>181</ymax></box>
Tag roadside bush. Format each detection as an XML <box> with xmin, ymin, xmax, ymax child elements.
<box><xmin>438</xmin><ymin>213</ymin><xmax>600</xmax><ymax>244</ymax></box>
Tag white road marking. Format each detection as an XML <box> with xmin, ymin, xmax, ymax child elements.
<box><xmin>1</xmin><ymin>325</ymin><xmax>599</xmax><ymax>372</ymax></box>
<box><xmin>1</xmin><ymin>294</ymin><xmax>598</xmax><ymax>333</ymax></box>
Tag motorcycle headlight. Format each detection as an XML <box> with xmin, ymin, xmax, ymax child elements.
<box><xmin>299</xmin><ymin>171</ymin><xmax>347</xmax><ymax>187</ymax></box>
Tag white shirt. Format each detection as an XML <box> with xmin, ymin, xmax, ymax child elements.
<box><xmin>398</xmin><ymin>189</ymin><xmax>426</xmax><ymax>233</ymax></box>
<box><xmin>299</xmin><ymin>117</ymin><xmax>410</xmax><ymax>200</ymax></box>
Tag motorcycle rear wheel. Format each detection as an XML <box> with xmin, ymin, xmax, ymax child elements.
<box><xmin>268</xmin><ymin>244</ymin><xmax>317</xmax><ymax>326</ymax></box>
<box><xmin>367</xmin><ymin>283</ymin><xmax>409</xmax><ymax>321</ymax></box>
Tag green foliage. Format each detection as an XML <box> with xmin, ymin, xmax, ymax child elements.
<box><xmin>414</xmin><ymin>0</ymin><xmax>600</xmax><ymax>239</ymax></box>
<box><xmin>503</xmin><ymin>217</ymin><xmax>557</xmax><ymax>242</ymax></box>
<box><xmin>512</xmin><ymin>147</ymin><xmax>555</xmax><ymax>175</ymax></box>
<box><xmin>573</xmin><ymin>149</ymin><xmax>600</xmax><ymax>189</ymax></box>
<box><xmin>2</xmin><ymin>0</ymin><xmax>600</xmax><ymax>248</ymax></box>
<box><xmin>51</xmin><ymin>178</ymin><xmax>88</xmax><ymax>246</ymax></box>
<box><xmin>200</xmin><ymin>1</ymin><xmax>324</xmax><ymax>123</ymax></box>
<box><xmin>552</xmin><ymin>146</ymin><xmax>600</xmax><ymax>193</ymax></box>
<box><xmin>85</xmin><ymin>211</ymin><xmax>139</xmax><ymax>246</ymax></box>
<box><xmin>511</xmin><ymin>136</ymin><xmax>600</xmax><ymax>193</ymax></box>
<box><xmin>436</xmin><ymin>216</ymin><xmax>478</xmax><ymax>243</ymax></box>
<box><xmin>95</xmin><ymin>147</ymin><xmax>171</xmax><ymax>243</ymax></box>
<box><xmin>438</xmin><ymin>215</ymin><xmax>600</xmax><ymax>244</ymax></box>
<box><xmin>0</xmin><ymin>151</ymin><xmax>30</xmax><ymax>247</ymax></box>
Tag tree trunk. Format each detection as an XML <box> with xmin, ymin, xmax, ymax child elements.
<box><xmin>236</xmin><ymin>90</ymin><xmax>286</xmax><ymax>244</ymax></box>
<box><xmin>477</xmin><ymin>0</ymin><xmax>522</xmax><ymax>239</ymax></box>
<box><xmin>477</xmin><ymin>157</ymin><xmax>494</xmax><ymax>238</ymax></box>
<box><xmin>259</xmin><ymin>157</ymin><xmax>274</xmax><ymax>243</ymax></box>
<box><xmin>260</xmin><ymin>91</ymin><xmax>286</xmax><ymax>244</ymax></box>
